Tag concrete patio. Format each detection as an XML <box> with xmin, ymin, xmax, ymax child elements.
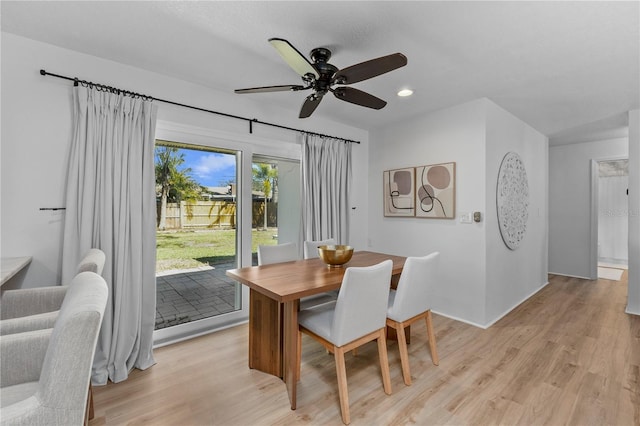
<box><xmin>155</xmin><ymin>262</ymin><xmax>240</xmax><ymax>329</ymax></box>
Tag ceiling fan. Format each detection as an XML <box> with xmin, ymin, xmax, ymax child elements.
<box><xmin>235</xmin><ymin>38</ymin><xmax>408</xmax><ymax>118</ymax></box>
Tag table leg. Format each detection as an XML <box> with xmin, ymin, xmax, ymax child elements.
<box><xmin>248</xmin><ymin>289</ymin><xmax>283</xmax><ymax>377</ymax></box>
<box><xmin>283</xmin><ymin>300</ymin><xmax>299</xmax><ymax>410</ymax></box>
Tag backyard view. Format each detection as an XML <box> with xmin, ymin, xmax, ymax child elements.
<box><xmin>156</xmin><ymin>228</ymin><xmax>277</xmax><ymax>273</ymax></box>
<box><xmin>154</xmin><ymin>142</ymin><xmax>279</xmax><ymax>330</ymax></box>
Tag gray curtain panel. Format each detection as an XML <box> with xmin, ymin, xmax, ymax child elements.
<box><xmin>300</xmin><ymin>133</ymin><xmax>352</xmax><ymax>245</ymax></box>
<box><xmin>62</xmin><ymin>86</ymin><xmax>157</xmax><ymax>384</ymax></box>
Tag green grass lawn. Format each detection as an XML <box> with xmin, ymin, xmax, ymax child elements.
<box><xmin>156</xmin><ymin>228</ymin><xmax>278</xmax><ymax>272</ymax></box>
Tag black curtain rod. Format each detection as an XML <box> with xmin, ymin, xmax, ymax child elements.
<box><xmin>40</xmin><ymin>69</ymin><xmax>360</xmax><ymax>144</ymax></box>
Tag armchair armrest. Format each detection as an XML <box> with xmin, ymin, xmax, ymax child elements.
<box><xmin>0</xmin><ymin>328</ymin><xmax>52</xmax><ymax>387</ymax></box>
<box><xmin>0</xmin><ymin>311</ymin><xmax>59</xmax><ymax>336</ymax></box>
<box><xmin>1</xmin><ymin>286</ymin><xmax>68</xmax><ymax>319</ymax></box>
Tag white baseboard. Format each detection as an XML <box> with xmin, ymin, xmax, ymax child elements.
<box><xmin>431</xmin><ymin>310</ymin><xmax>488</xmax><ymax>329</ymax></box>
<box><xmin>548</xmin><ymin>272</ymin><xmax>592</xmax><ymax>280</ymax></box>
<box><xmin>434</xmin><ymin>281</ymin><xmax>551</xmax><ymax>330</ymax></box>
<box><xmin>625</xmin><ymin>306</ymin><xmax>640</xmax><ymax>316</ymax></box>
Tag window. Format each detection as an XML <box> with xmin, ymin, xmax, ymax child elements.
<box><xmin>251</xmin><ymin>155</ymin><xmax>301</xmax><ymax>264</ymax></box>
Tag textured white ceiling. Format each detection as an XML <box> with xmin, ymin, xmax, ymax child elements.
<box><xmin>2</xmin><ymin>1</ymin><xmax>638</xmax><ymax>143</ymax></box>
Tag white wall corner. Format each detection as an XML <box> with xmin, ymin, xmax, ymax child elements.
<box><xmin>483</xmin><ymin>101</ymin><xmax>549</xmax><ymax>325</ymax></box>
<box><xmin>627</xmin><ymin>109</ymin><xmax>640</xmax><ymax>315</ymax></box>
<box><xmin>482</xmin><ymin>280</ymin><xmax>551</xmax><ymax>328</ymax></box>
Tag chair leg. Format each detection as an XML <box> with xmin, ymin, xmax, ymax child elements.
<box><xmin>395</xmin><ymin>321</ymin><xmax>412</xmax><ymax>385</ymax></box>
<box><xmin>425</xmin><ymin>310</ymin><xmax>439</xmax><ymax>365</ymax></box>
<box><xmin>376</xmin><ymin>329</ymin><xmax>392</xmax><ymax>395</ymax></box>
<box><xmin>334</xmin><ymin>347</ymin><xmax>350</xmax><ymax>425</ymax></box>
<box><xmin>84</xmin><ymin>383</ymin><xmax>94</xmax><ymax>425</ymax></box>
<box><xmin>297</xmin><ymin>329</ymin><xmax>302</xmax><ymax>381</ymax></box>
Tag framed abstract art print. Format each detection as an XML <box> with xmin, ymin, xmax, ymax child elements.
<box><xmin>415</xmin><ymin>162</ymin><xmax>456</xmax><ymax>219</ymax></box>
<box><xmin>383</xmin><ymin>167</ymin><xmax>415</xmax><ymax>217</ymax></box>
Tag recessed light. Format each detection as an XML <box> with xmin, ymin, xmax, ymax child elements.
<box><xmin>397</xmin><ymin>89</ymin><xmax>413</xmax><ymax>97</ymax></box>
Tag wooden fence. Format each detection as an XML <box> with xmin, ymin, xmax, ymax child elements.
<box><xmin>158</xmin><ymin>201</ymin><xmax>277</xmax><ymax>229</ymax></box>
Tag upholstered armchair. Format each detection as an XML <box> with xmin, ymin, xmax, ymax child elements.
<box><xmin>0</xmin><ymin>271</ymin><xmax>108</xmax><ymax>425</ymax></box>
<box><xmin>0</xmin><ymin>249</ymin><xmax>105</xmax><ymax>335</ymax></box>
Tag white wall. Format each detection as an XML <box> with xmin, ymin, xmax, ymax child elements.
<box><xmin>548</xmin><ymin>138</ymin><xmax>628</xmax><ymax>278</ymax></box>
<box><xmin>368</xmin><ymin>99</ymin><xmax>549</xmax><ymax>326</ymax></box>
<box><xmin>0</xmin><ymin>33</ymin><xmax>369</xmax><ymax>288</ymax></box>
<box><xmin>368</xmin><ymin>100</ymin><xmax>476</xmax><ymax>325</ymax></box>
<box><xmin>485</xmin><ymin>101</ymin><xmax>549</xmax><ymax>325</ymax></box>
<box><xmin>369</xmin><ymin>98</ymin><xmax>548</xmax><ymax>327</ymax></box>
<box><xmin>628</xmin><ymin>109</ymin><xmax>640</xmax><ymax>315</ymax></box>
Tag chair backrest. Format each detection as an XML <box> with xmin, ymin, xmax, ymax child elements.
<box><xmin>37</xmin><ymin>271</ymin><xmax>108</xmax><ymax>424</ymax></box>
<box><xmin>257</xmin><ymin>242</ymin><xmax>298</xmax><ymax>265</ymax></box>
<box><xmin>303</xmin><ymin>238</ymin><xmax>336</xmax><ymax>259</ymax></box>
<box><xmin>331</xmin><ymin>260</ymin><xmax>392</xmax><ymax>347</ymax></box>
<box><xmin>388</xmin><ymin>252</ymin><xmax>439</xmax><ymax>322</ymax></box>
<box><xmin>76</xmin><ymin>248</ymin><xmax>106</xmax><ymax>275</ymax></box>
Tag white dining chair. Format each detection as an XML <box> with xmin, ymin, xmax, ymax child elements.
<box><xmin>257</xmin><ymin>242</ymin><xmax>298</xmax><ymax>265</ymax></box>
<box><xmin>386</xmin><ymin>252</ymin><xmax>440</xmax><ymax>386</ymax></box>
<box><xmin>303</xmin><ymin>238</ymin><xmax>336</xmax><ymax>259</ymax></box>
<box><xmin>303</xmin><ymin>238</ymin><xmax>340</xmax><ymax>304</ymax></box>
<box><xmin>258</xmin><ymin>242</ymin><xmax>336</xmax><ymax>310</ymax></box>
<box><xmin>297</xmin><ymin>259</ymin><xmax>393</xmax><ymax>425</ymax></box>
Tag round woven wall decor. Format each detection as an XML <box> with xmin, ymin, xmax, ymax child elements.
<box><xmin>496</xmin><ymin>152</ymin><xmax>529</xmax><ymax>250</ymax></box>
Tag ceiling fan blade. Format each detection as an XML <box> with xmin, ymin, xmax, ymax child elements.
<box><xmin>235</xmin><ymin>85</ymin><xmax>307</xmax><ymax>94</ymax></box>
<box><xmin>269</xmin><ymin>38</ymin><xmax>320</xmax><ymax>79</ymax></box>
<box><xmin>334</xmin><ymin>53</ymin><xmax>407</xmax><ymax>85</ymax></box>
<box><xmin>333</xmin><ymin>87</ymin><xmax>387</xmax><ymax>109</ymax></box>
<box><xmin>299</xmin><ymin>94</ymin><xmax>323</xmax><ymax>118</ymax></box>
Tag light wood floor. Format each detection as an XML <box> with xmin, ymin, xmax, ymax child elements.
<box><xmin>90</xmin><ymin>271</ymin><xmax>639</xmax><ymax>425</ymax></box>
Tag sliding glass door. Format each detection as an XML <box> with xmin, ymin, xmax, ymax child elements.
<box><xmin>154</xmin><ymin>140</ymin><xmax>243</xmax><ymax>345</ymax></box>
<box><xmin>151</xmin><ymin>123</ymin><xmax>301</xmax><ymax>346</ymax></box>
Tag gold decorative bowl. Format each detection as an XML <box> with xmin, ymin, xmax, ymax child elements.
<box><xmin>318</xmin><ymin>245</ymin><xmax>354</xmax><ymax>268</ymax></box>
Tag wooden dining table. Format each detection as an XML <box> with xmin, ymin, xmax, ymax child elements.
<box><xmin>226</xmin><ymin>250</ymin><xmax>406</xmax><ymax>410</ymax></box>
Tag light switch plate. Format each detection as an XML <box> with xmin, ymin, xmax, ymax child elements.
<box><xmin>459</xmin><ymin>212</ymin><xmax>473</xmax><ymax>223</ymax></box>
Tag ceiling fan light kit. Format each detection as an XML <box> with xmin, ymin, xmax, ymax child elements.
<box><xmin>235</xmin><ymin>37</ymin><xmax>407</xmax><ymax>118</ymax></box>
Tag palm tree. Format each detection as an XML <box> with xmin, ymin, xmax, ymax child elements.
<box><xmin>252</xmin><ymin>163</ymin><xmax>277</xmax><ymax>230</ymax></box>
<box><xmin>155</xmin><ymin>146</ymin><xmax>202</xmax><ymax>230</ymax></box>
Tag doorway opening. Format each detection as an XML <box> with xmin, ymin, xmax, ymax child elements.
<box><xmin>593</xmin><ymin>158</ymin><xmax>629</xmax><ymax>281</ymax></box>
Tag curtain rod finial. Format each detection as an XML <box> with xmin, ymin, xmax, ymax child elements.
<box><xmin>40</xmin><ymin>69</ymin><xmax>46</xmax><ymax>75</ymax></box>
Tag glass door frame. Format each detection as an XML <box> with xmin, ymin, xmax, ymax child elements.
<box><xmin>152</xmin><ymin>121</ymin><xmax>301</xmax><ymax>347</ymax></box>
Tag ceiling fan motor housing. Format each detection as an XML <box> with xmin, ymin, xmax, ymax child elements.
<box><xmin>309</xmin><ymin>48</ymin><xmax>339</xmax><ymax>92</ymax></box>
<box><xmin>310</xmin><ymin>47</ymin><xmax>332</xmax><ymax>63</ymax></box>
